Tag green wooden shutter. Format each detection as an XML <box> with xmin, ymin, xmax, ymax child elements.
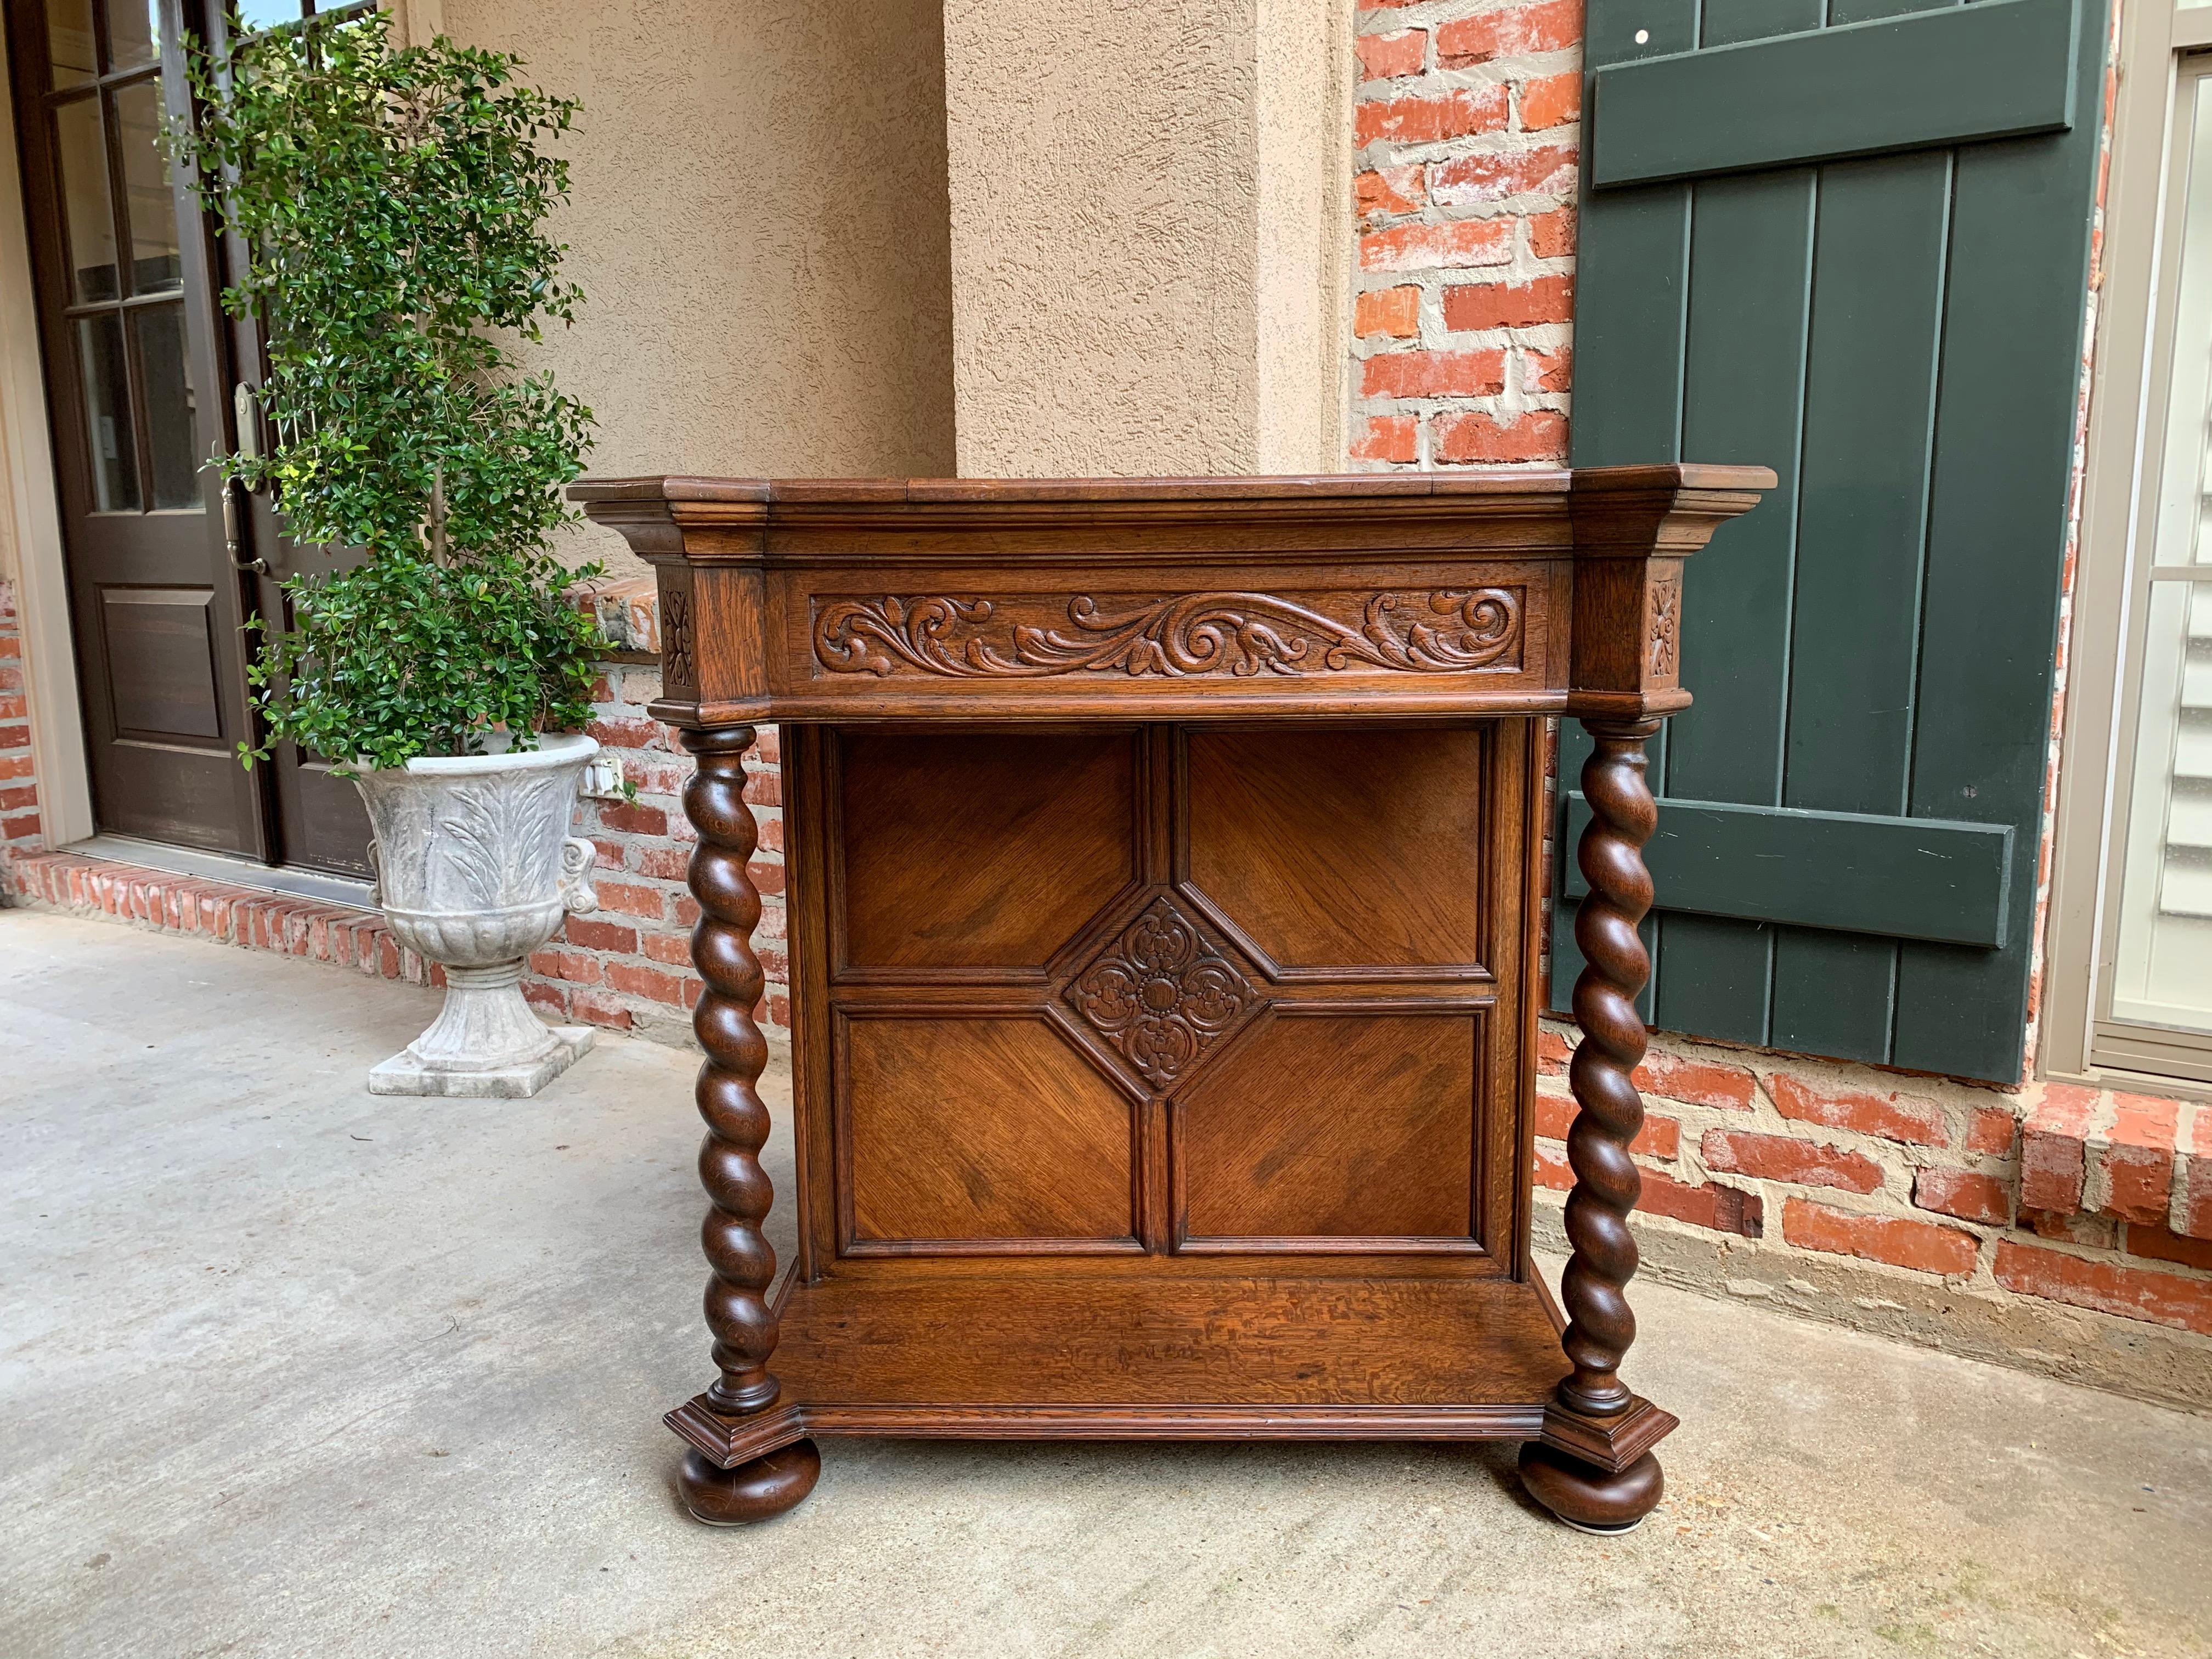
<box><xmin>1551</xmin><ymin>0</ymin><xmax>2107</xmax><ymax>1084</ymax></box>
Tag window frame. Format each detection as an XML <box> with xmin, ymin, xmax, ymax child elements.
<box><xmin>2046</xmin><ymin>0</ymin><xmax>2212</xmax><ymax>1098</ymax></box>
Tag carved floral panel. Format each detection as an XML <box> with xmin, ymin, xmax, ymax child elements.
<box><xmin>1646</xmin><ymin>572</ymin><xmax>1680</xmax><ymax>682</ymax></box>
<box><xmin>1067</xmin><ymin>895</ymin><xmax>1257</xmax><ymax>1088</ymax></box>
<box><xmin>659</xmin><ymin>582</ymin><xmax>696</xmax><ymax>693</ymax></box>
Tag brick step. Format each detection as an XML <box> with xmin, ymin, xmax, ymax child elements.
<box><xmin>8</xmin><ymin>850</ymin><xmax>437</xmax><ymax>985</ymax></box>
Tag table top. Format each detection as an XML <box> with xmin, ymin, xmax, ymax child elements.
<box><xmin>569</xmin><ymin>465</ymin><xmax>1769</xmax><ymax>507</ymax></box>
<box><xmin>574</xmin><ymin>467</ymin><xmax>1775</xmax><ymax>727</ymax></box>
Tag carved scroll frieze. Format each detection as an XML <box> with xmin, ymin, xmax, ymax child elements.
<box><xmin>1068</xmin><ymin>895</ymin><xmax>1257</xmax><ymax>1088</ymax></box>
<box><xmin>812</xmin><ymin>588</ymin><xmax>1522</xmax><ymax>680</ymax></box>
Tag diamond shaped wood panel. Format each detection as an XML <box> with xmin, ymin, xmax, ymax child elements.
<box><xmin>1065</xmin><ymin>894</ymin><xmax>1259</xmax><ymax>1089</ymax></box>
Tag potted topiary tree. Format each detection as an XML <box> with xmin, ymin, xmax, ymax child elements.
<box><xmin>172</xmin><ymin>12</ymin><xmax>607</xmax><ymax>1097</ymax></box>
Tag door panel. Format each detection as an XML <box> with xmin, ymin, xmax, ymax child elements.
<box><xmin>1175</xmin><ymin>1011</ymin><xmax>1480</xmax><ymax>1248</ymax></box>
<box><xmin>205</xmin><ymin>1</ymin><xmax>376</xmax><ymax>876</ymax></box>
<box><xmin>9</xmin><ymin>0</ymin><xmax>261</xmax><ymax>855</ymax></box>
<box><xmin>9</xmin><ymin>0</ymin><xmax>375</xmax><ymax>873</ymax></box>
<box><xmin>1554</xmin><ymin>0</ymin><xmax>2106</xmax><ymax>1083</ymax></box>
<box><xmin>842</xmin><ymin>1014</ymin><xmax>1139</xmax><ymax>1249</ymax></box>
<box><xmin>98</xmin><ymin>585</ymin><xmax>221</xmax><ymax>737</ymax></box>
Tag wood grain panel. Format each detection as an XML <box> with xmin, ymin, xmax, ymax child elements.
<box><xmin>769</xmin><ymin>1271</ymin><xmax>1568</xmax><ymax>1406</ymax></box>
<box><xmin>1175</xmin><ymin>1012</ymin><xmax>1477</xmax><ymax>1246</ymax></box>
<box><xmin>1183</xmin><ymin>727</ymin><xmax>1487</xmax><ymax>973</ymax></box>
<box><xmin>842</xmin><ymin>1015</ymin><xmax>1136</xmax><ymax>1248</ymax></box>
<box><xmin>836</xmin><ymin>729</ymin><xmax>1138</xmax><ymax>971</ymax></box>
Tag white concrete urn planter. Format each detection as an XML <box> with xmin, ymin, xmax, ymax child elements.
<box><xmin>355</xmin><ymin>732</ymin><xmax>601</xmax><ymax>1097</ymax></box>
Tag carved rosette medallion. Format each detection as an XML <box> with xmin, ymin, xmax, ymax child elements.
<box><xmin>813</xmin><ymin>588</ymin><xmax>1521</xmax><ymax>679</ymax></box>
<box><xmin>1068</xmin><ymin>896</ymin><xmax>1257</xmax><ymax>1088</ymax></box>
<box><xmin>661</xmin><ymin>586</ymin><xmax>696</xmax><ymax>692</ymax></box>
<box><xmin>1645</xmin><ymin>574</ymin><xmax>1680</xmax><ymax>681</ymax></box>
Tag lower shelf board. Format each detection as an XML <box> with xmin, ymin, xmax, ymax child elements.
<box><xmin>670</xmin><ymin>1268</ymin><xmax>1590</xmax><ymax>1466</ymax></box>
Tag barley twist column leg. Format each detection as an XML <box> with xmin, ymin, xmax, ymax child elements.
<box><xmin>1558</xmin><ymin>716</ymin><xmax>1660</xmax><ymax>1416</ymax></box>
<box><xmin>673</xmin><ymin>725</ymin><xmax>819</xmax><ymax>1525</ymax></box>
<box><xmin>1520</xmin><ymin>715</ymin><xmax>1666</xmax><ymax>1533</ymax></box>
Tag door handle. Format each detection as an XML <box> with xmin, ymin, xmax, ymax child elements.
<box><xmin>233</xmin><ymin>383</ymin><xmax>260</xmax><ymax>460</ymax></box>
<box><xmin>226</xmin><ymin>388</ymin><xmax>269</xmax><ymax>574</ymax></box>
<box><xmin>223</xmin><ymin>478</ymin><xmax>267</xmax><ymax>575</ymax></box>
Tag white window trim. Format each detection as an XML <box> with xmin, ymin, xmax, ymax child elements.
<box><xmin>2046</xmin><ymin>0</ymin><xmax>2212</xmax><ymax>1098</ymax></box>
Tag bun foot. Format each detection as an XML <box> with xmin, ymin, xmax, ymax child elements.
<box><xmin>1518</xmin><ymin>1442</ymin><xmax>1662</xmax><ymax>1534</ymax></box>
<box><xmin>678</xmin><ymin>1438</ymin><xmax>821</xmax><ymax>1526</ymax></box>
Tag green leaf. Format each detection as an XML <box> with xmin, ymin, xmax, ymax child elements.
<box><xmin>167</xmin><ymin>11</ymin><xmax>597</xmax><ymax>768</ymax></box>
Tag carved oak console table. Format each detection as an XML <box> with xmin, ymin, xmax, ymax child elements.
<box><xmin>577</xmin><ymin>467</ymin><xmax>1771</xmax><ymax>1533</ymax></box>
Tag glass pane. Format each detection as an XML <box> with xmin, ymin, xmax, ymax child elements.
<box><xmin>53</xmin><ymin>95</ymin><xmax>118</xmax><ymax>303</ymax></box>
<box><xmin>108</xmin><ymin>0</ymin><xmax>161</xmax><ymax>72</ymax></box>
<box><xmin>47</xmin><ymin>0</ymin><xmax>98</xmax><ymax>86</ymax></box>
<box><xmin>230</xmin><ymin>1</ymin><xmax>307</xmax><ymax>32</ymax></box>
<box><xmin>2111</xmin><ymin>583</ymin><xmax>2212</xmax><ymax>1033</ymax></box>
<box><xmin>2155</xmin><ymin>79</ymin><xmax>2212</xmax><ymax>569</ymax></box>
<box><xmin>134</xmin><ymin>304</ymin><xmax>199</xmax><ymax>509</ymax></box>
<box><xmin>112</xmin><ymin>81</ymin><xmax>180</xmax><ymax>294</ymax></box>
<box><xmin>2112</xmin><ymin>73</ymin><xmax>2212</xmax><ymax>1039</ymax></box>
<box><xmin>76</xmin><ymin>314</ymin><xmax>140</xmax><ymax>512</ymax></box>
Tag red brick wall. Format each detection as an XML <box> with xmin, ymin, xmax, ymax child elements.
<box><xmin>1350</xmin><ymin>0</ymin><xmax>2208</xmax><ymax>1388</ymax></box>
<box><xmin>1537</xmin><ymin>1023</ymin><xmax>2212</xmax><ymax>1361</ymax></box>
<box><xmin>1350</xmin><ymin>0</ymin><xmax>1580</xmax><ymax>467</ymax></box>
<box><xmin>523</xmin><ymin>580</ymin><xmax>790</xmax><ymax>1043</ymax></box>
<box><xmin>0</xmin><ymin>578</ymin><xmax>46</xmax><ymax>869</ymax></box>
<box><xmin>12</xmin><ymin>849</ymin><xmax>444</xmax><ymax>988</ymax></box>
<box><xmin>524</xmin><ymin>663</ymin><xmax>789</xmax><ymax>1042</ymax></box>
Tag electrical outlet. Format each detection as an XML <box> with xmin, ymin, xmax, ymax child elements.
<box><xmin>582</xmin><ymin>757</ymin><xmax>627</xmax><ymax>800</ymax></box>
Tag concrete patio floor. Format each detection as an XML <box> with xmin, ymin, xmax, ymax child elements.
<box><xmin>3</xmin><ymin>907</ymin><xmax>2208</xmax><ymax>1659</ymax></box>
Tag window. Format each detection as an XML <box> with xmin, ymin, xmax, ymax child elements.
<box><xmin>2099</xmin><ymin>54</ymin><xmax>2212</xmax><ymax>1080</ymax></box>
<box><xmin>2052</xmin><ymin>3</ymin><xmax>2212</xmax><ymax>1094</ymax></box>
<box><xmin>41</xmin><ymin>0</ymin><xmax>196</xmax><ymax>513</ymax></box>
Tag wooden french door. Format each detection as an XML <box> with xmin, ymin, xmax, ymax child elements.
<box><xmin>6</xmin><ymin>0</ymin><xmax>373</xmax><ymax>875</ymax></box>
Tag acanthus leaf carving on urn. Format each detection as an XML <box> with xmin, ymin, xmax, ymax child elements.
<box><xmin>813</xmin><ymin>588</ymin><xmax>1522</xmax><ymax>679</ymax></box>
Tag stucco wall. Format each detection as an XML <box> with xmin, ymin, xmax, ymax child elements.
<box><xmin>424</xmin><ymin>0</ymin><xmax>1348</xmax><ymax>502</ymax></box>
<box><xmin>942</xmin><ymin>0</ymin><xmax>1348</xmax><ymax>476</ymax></box>
<box><xmin>433</xmin><ymin>0</ymin><xmax>959</xmax><ymax>574</ymax></box>
<box><xmin>1255</xmin><ymin>0</ymin><xmax>1351</xmax><ymax>474</ymax></box>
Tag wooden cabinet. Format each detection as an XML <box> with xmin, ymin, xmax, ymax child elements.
<box><xmin>579</xmin><ymin>467</ymin><xmax>1771</xmax><ymax>1532</ymax></box>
